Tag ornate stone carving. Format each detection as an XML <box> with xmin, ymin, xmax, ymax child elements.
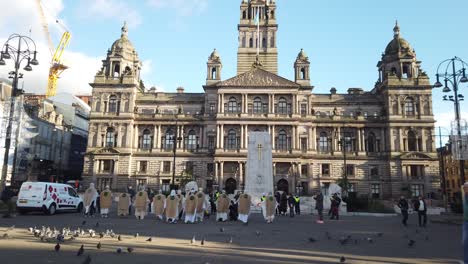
<box><xmin>217</xmin><ymin>68</ymin><xmax>299</xmax><ymax>87</ymax></box>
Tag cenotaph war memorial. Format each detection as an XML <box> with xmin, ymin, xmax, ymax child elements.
<box><xmin>245</xmin><ymin>132</ymin><xmax>274</xmax><ymax>205</ymax></box>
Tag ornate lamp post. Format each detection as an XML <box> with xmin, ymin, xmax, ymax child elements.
<box><xmin>171</xmin><ymin>113</ymin><xmax>182</xmax><ymax>190</ymax></box>
<box><xmin>0</xmin><ymin>34</ymin><xmax>39</xmax><ymax>191</ymax></box>
<box><xmin>434</xmin><ymin>57</ymin><xmax>467</xmax><ymax>186</ymax></box>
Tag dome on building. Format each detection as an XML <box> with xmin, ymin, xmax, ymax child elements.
<box><xmin>384</xmin><ymin>21</ymin><xmax>414</xmax><ymax>56</ymax></box>
<box><xmin>297</xmin><ymin>48</ymin><xmax>308</xmax><ymax>60</ymax></box>
<box><xmin>209</xmin><ymin>48</ymin><xmax>221</xmax><ymax>61</ymax></box>
<box><xmin>111</xmin><ymin>22</ymin><xmax>136</xmax><ymax>54</ymax></box>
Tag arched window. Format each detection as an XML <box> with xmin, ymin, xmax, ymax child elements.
<box><xmin>142</xmin><ymin>129</ymin><xmax>152</xmax><ymax>150</ymax></box>
<box><xmin>278</xmin><ymin>129</ymin><xmax>288</xmax><ymax>150</ymax></box>
<box><xmin>211</xmin><ymin>67</ymin><xmax>217</xmax><ymax>79</ymax></box>
<box><xmin>105</xmin><ymin>128</ymin><xmax>115</xmax><ymax>147</ymax></box>
<box><xmin>405</xmin><ymin>97</ymin><xmax>415</xmax><ymax>116</ymax></box>
<box><xmin>262</xmin><ymin>37</ymin><xmax>267</xmax><ymax>48</ymax></box>
<box><xmin>227</xmin><ymin>97</ymin><xmax>238</xmax><ymax>113</ymax></box>
<box><xmin>278</xmin><ymin>97</ymin><xmax>287</xmax><ymax>114</ymax></box>
<box><xmin>165</xmin><ymin>129</ymin><xmax>175</xmax><ymax>150</ymax></box>
<box><xmin>108</xmin><ymin>95</ymin><xmax>118</xmax><ymax>113</ymax></box>
<box><xmin>408</xmin><ymin>131</ymin><xmax>417</xmax><ymax>151</ymax></box>
<box><xmin>253</xmin><ymin>97</ymin><xmax>263</xmax><ymax>114</ymax></box>
<box><xmin>113</xmin><ymin>63</ymin><xmax>120</xmax><ymax>77</ymax></box>
<box><xmin>242</xmin><ymin>10</ymin><xmax>247</xmax><ymax>19</ymax></box>
<box><xmin>187</xmin><ymin>130</ymin><xmax>197</xmax><ymax>150</ymax></box>
<box><xmin>227</xmin><ymin>129</ymin><xmax>237</xmax><ymax>150</ymax></box>
<box><xmin>319</xmin><ymin>132</ymin><xmax>329</xmax><ymax>152</ymax></box>
<box><xmin>249</xmin><ymin>38</ymin><xmax>254</xmax><ymax>48</ymax></box>
<box><xmin>301</xmin><ymin>68</ymin><xmax>306</xmax><ymax>79</ymax></box>
<box><xmin>270</xmin><ymin>11</ymin><xmax>275</xmax><ymax>19</ymax></box>
<box><xmin>270</xmin><ymin>36</ymin><xmax>275</xmax><ymax>48</ymax></box>
<box><xmin>367</xmin><ymin>132</ymin><xmax>376</xmax><ymax>153</ymax></box>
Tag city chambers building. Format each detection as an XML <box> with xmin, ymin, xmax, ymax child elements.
<box><xmin>83</xmin><ymin>0</ymin><xmax>439</xmax><ymax>199</ymax></box>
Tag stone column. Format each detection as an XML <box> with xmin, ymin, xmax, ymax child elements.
<box><xmin>399</xmin><ymin>128</ymin><xmax>405</xmax><ymax>151</ymax></box>
<box><xmin>357</xmin><ymin>128</ymin><xmax>362</xmax><ymax>152</ymax></box>
<box><xmin>218</xmin><ymin>94</ymin><xmax>221</xmax><ymax>113</ymax></box>
<box><xmin>390</xmin><ymin>128</ymin><xmax>395</xmax><ymax>151</ymax></box>
<box><xmin>117</xmin><ymin>125</ymin><xmax>123</xmax><ymax>148</ymax></box>
<box><xmin>215</xmin><ymin>161</ymin><xmax>219</xmax><ymax>180</ymax></box>
<box><xmin>96</xmin><ymin>123</ymin><xmax>103</xmax><ymax>147</ymax></box>
<box><xmin>244</xmin><ymin>125</ymin><xmax>248</xmax><ymax>148</ymax></box>
<box><xmin>133</xmin><ymin>125</ymin><xmax>139</xmax><ymax>149</ymax></box>
<box><xmin>220</xmin><ymin>124</ymin><xmax>224</xmax><ymax>149</ymax></box>
<box><xmin>421</xmin><ymin>129</ymin><xmax>426</xmax><ymax>152</ymax></box>
<box><xmin>216</xmin><ymin>125</ymin><xmax>220</xmax><ymax>148</ymax></box>
<box><xmin>311</xmin><ymin>126</ymin><xmax>316</xmax><ymax>151</ymax></box>
<box><xmin>272</xmin><ymin>125</ymin><xmax>276</xmax><ymax>150</ymax></box>
<box><xmin>291</xmin><ymin>126</ymin><xmax>296</xmax><ymax>150</ymax></box>
<box><xmin>221</xmin><ymin>94</ymin><xmax>225</xmax><ymax>113</ymax></box>
<box><xmin>380</xmin><ymin>128</ymin><xmax>386</xmax><ymax>152</ymax></box>
<box><xmin>240</xmin><ymin>125</ymin><xmax>244</xmax><ymax>149</ymax></box>
<box><xmin>220</xmin><ymin>161</ymin><xmax>224</xmax><ymax>189</ymax></box>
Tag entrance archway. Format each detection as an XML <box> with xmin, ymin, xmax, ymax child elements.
<box><xmin>277</xmin><ymin>179</ymin><xmax>289</xmax><ymax>194</ymax></box>
<box><xmin>225</xmin><ymin>178</ymin><xmax>237</xmax><ymax>194</ymax></box>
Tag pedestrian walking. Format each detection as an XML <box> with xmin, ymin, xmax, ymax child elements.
<box><xmin>397</xmin><ymin>196</ymin><xmax>409</xmax><ymax>226</ymax></box>
<box><xmin>329</xmin><ymin>193</ymin><xmax>341</xmax><ymax>220</ymax></box>
<box><xmin>287</xmin><ymin>194</ymin><xmax>295</xmax><ymax>217</ymax></box>
<box><xmin>414</xmin><ymin>195</ymin><xmax>427</xmax><ymax>227</ymax></box>
<box><xmin>313</xmin><ymin>192</ymin><xmax>324</xmax><ymax>224</ymax></box>
<box><xmin>294</xmin><ymin>194</ymin><xmax>301</xmax><ymax>215</ymax></box>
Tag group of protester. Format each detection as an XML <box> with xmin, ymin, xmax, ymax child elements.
<box><xmin>273</xmin><ymin>191</ymin><xmax>301</xmax><ymax>217</ymax></box>
<box><xmin>81</xmin><ymin>184</ymin><xmax>290</xmax><ymax>224</ymax></box>
<box><xmin>312</xmin><ymin>192</ymin><xmax>342</xmax><ymax>224</ymax></box>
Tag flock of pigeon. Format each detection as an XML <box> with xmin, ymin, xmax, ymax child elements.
<box><xmin>0</xmin><ymin>221</ymin><xmax>430</xmax><ymax>264</ymax></box>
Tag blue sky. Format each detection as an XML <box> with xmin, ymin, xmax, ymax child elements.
<box><xmin>1</xmin><ymin>0</ymin><xmax>467</xmax><ymax>141</ymax></box>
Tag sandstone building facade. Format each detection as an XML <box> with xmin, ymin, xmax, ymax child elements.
<box><xmin>83</xmin><ymin>0</ymin><xmax>439</xmax><ymax>199</ymax></box>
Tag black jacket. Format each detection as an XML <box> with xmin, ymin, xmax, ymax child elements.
<box><xmin>314</xmin><ymin>194</ymin><xmax>324</xmax><ymax>210</ymax></box>
<box><xmin>413</xmin><ymin>199</ymin><xmax>427</xmax><ymax>212</ymax></box>
<box><xmin>398</xmin><ymin>199</ymin><xmax>409</xmax><ymax>211</ymax></box>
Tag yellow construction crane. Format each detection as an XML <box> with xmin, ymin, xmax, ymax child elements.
<box><xmin>36</xmin><ymin>0</ymin><xmax>71</xmax><ymax>98</ymax></box>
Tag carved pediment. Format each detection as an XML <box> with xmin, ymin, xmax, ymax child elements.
<box><xmin>400</xmin><ymin>152</ymin><xmax>432</xmax><ymax>159</ymax></box>
<box><xmin>92</xmin><ymin>148</ymin><xmax>121</xmax><ymax>154</ymax></box>
<box><xmin>216</xmin><ymin>68</ymin><xmax>300</xmax><ymax>88</ymax></box>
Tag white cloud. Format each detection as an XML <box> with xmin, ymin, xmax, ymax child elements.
<box><xmin>140</xmin><ymin>59</ymin><xmax>164</xmax><ymax>91</ymax></box>
<box><xmin>0</xmin><ymin>0</ymin><xmax>102</xmax><ymax>95</ymax></box>
<box><xmin>147</xmin><ymin>0</ymin><xmax>209</xmax><ymax>17</ymax></box>
<box><xmin>79</xmin><ymin>0</ymin><xmax>142</xmax><ymax>27</ymax></box>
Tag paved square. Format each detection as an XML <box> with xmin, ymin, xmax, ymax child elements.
<box><xmin>0</xmin><ymin>212</ymin><xmax>462</xmax><ymax>264</ymax></box>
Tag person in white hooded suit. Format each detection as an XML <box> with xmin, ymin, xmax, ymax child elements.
<box><xmin>83</xmin><ymin>183</ymin><xmax>98</xmax><ymax>217</ymax></box>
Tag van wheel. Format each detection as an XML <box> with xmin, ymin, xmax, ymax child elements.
<box><xmin>76</xmin><ymin>203</ymin><xmax>83</xmax><ymax>213</ymax></box>
<box><xmin>48</xmin><ymin>203</ymin><xmax>57</xmax><ymax>215</ymax></box>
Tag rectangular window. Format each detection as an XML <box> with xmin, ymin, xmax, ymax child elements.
<box><xmin>301</xmin><ymin>164</ymin><xmax>308</xmax><ymax>177</ymax></box>
<box><xmin>102</xmin><ymin>160</ymin><xmax>114</xmax><ymax>173</ymax></box>
<box><xmin>161</xmin><ymin>179</ymin><xmax>170</xmax><ymax>193</ymax></box>
<box><xmin>209</xmin><ymin>103</ymin><xmax>216</xmax><ymax>114</ymax></box>
<box><xmin>162</xmin><ymin>161</ymin><xmax>171</xmax><ymax>173</ymax></box>
<box><xmin>371</xmin><ymin>184</ymin><xmax>380</xmax><ymax>198</ymax></box>
<box><xmin>346</xmin><ymin>164</ymin><xmax>355</xmax><ymax>177</ymax></box>
<box><xmin>139</xmin><ymin>161</ymin><xmax>148</xmax><ymax>173</ymax></box>
<box><xmin>321</xmin><ymin>164</ymin><xmax>330</xmax><ymax>176</ymax></box>
<box><xmin>369</xmin><ymin>165</ymin><xmax>379</xmax><ymax>179</ymax></box>
<box><xmin>301</xmin><ymin>138</ymin><xmax>307</xmax><ymax>152</ymax></box>
<box><xmin>207</xmin><ymin>163</ymin><xmax>214</xmax><ymax>176</ymax></box>
<box><xmin>208</xmin><ymin>136</ymin><xmax>215</xmax><ymax>151</ymax></box>
<box><xmin>300</xmin><ymin>104</ymin><xmax>307</xmax><ymax>116</ymax></box>
<box><xmin>411</xmin><ymin>184</ymin><xmax>423</xmax><ymax>197</ymax></box>
<box><xmin>136</xmin><ymin>179</ymin><xmax>147</xmax><ymax>188</ymax></box>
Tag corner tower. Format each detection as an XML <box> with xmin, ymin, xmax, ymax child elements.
<box><xmin>237</xmin><ymin>0</ymin><xmax>278</xmax><ymax>75</ymax></box>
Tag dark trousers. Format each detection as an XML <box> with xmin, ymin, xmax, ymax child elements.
<box><xmin>317</xmin><ymin>209</ymin><xmax>323</xmax><ymax>221</ymax></box>
<box><xmin>401</xmin><ymin>210</ymin><xmax>408</xmax><ymax>226</ymax></box>
<box><xmin>418</xmin><ymin>211</ymin><xmax>427</xmax><ymax>227</ymax></box>
<box><xmin>289</xmin><ymin>206</ymin><xmax>294</xmax><ymax>217</ymax></box>
<box><xmin>330</xmin><ymin>206</ymin><xmax>339</xmax><ymax>220</ymax></box>
<box><xmin>295</xmin><ymin>204</ymin><xmax>300</xmax><ymax>215</ymax></box>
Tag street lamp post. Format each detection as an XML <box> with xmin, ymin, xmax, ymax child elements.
<box><xmin>434</xmin><ymin>57</ymin><xmax>467</xmax><ymax>186</ymax></box>
<box><xmin>0</xmin><ymin>34</ymin><xmax>39</xmax><ymax>192</ymax></box>
<box><xmin>171</xmin><ymin>114</ymin><xmax>182</xmax><ymax>189</ymax></box>
<box><xmin>335</xmin><ymin>125</ymin><xmax>351</xmax><ymax>198</ymax></box>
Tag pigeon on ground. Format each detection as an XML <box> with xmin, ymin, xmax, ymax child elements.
<box><xmin>308</xmin><ymin>237</ymin><xmax>316</xmax><ymax>243</ymax></box>
<box><xmin>408</xmin><ymin>239</ymin><xmax>415</xmax><ymax>247</ymax></box>
<box><xmin>7</xmin><ymin>225</ymin><xmax>15</xmax><ymax>231</ymax></box>
<box><xmin>340</xmin><ymin>256</ymin><xmax>346</xmax><ymax>263</ymax></box>
<box><xmin>82</xmin><ymin>255</ymin><xmax>92</xmax><ymax>264</ymax></box>
<box><xmin>255</xmin><ymin>231</ymin><xmax>261</xmax><ymax>237</ymax></box>
<box><xmin>229</xmin><ymin>236</ymin><xmax>233</xmax><ymax>244</ymax></box>
<box><xmin>2</xmin><ymin>233</ymin><xmax>9</xmax><ymax>239</ymax></box>
<box><xmin>127</xmin><ymin>247</ymin><xmax>134</xmax><ymax>253</ymax></box>
<box><xmin>99</xmin><ymin>232</ymin><xmax>104</xmax><ymax>239</ymax></box>
<box><xmin>95</xmin><ymin>222</ymin><xmax>99</xmax><ymax>228</ymax></box>
<box><xmin>97</xmin><ymin>242</ymin><xmax>102</xmax><ymax>249</ymax></box>
<box><xmin>201</xmin><ymin>237</ymin><xmax>205</xmax><ymax>246</ymax></box>
<box><xmin>146</xmin><ymin>237</ymin><xmax>152</xmax><ymax>242</ymax></box>
<box><xmin>116</xmin><ymin>247</ymin><xmax>122</xmax><ymax>254</ymax></box>
<box><xmin>134</xmin><ymin>233</ymin><xmax>139</xmax><ymax>238</ymax></box>
<box><xmin>28</xmin><ymin>227</ymin><xmax>34</xmax><ymax>233</ymax></box>
<box><xmin>118</xmin><ymin>235</ymin><xmax>122</xmax><ymax>241</ymax></box>
<box><xmin>366</xmin><ymin>237</ymin><xmax>373</xmax><ymax>243</ymax></box>
<box><xmin>219</xmin><ymin>227</ymin><xmax>224</xmax><ymax>233</ymax></box>
<box><xmin>77</xmin><ymin>245</ymin><xmax>84</xmax><ymax>256</ymax></box>
<box><xmin>81</xmin><ymin>221</ymin><xmax>86</xmax><ymax>226</ymax></box>
<box><xmin>55</xmin><ymin>243</ymin><xmax>60</xmax><ymax>252</ymax></box>
<box><xmin>191</xmin><ymin>235</ymin><xmax>196</xmax><ymax>244</ymax></box>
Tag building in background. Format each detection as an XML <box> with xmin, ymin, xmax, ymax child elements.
<box><xmin>83</xmin><ymin>0</ymin><xmax>439</xmax><ymax>198</ymax></box>
<box><xmin>0</xmin><ymin>88</ymin><xmax>90</xmax><ymax>185</ymax></box>
<box><xmin>438</xmin><ymin>143</ymin><xmax>468</xmax><ymax>206</ymax></box>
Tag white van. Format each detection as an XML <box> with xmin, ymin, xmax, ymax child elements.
<box><xmin>16</xmin><ymin>182</ymin><xmax>83</xmax><ymax>215</ymax></box>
